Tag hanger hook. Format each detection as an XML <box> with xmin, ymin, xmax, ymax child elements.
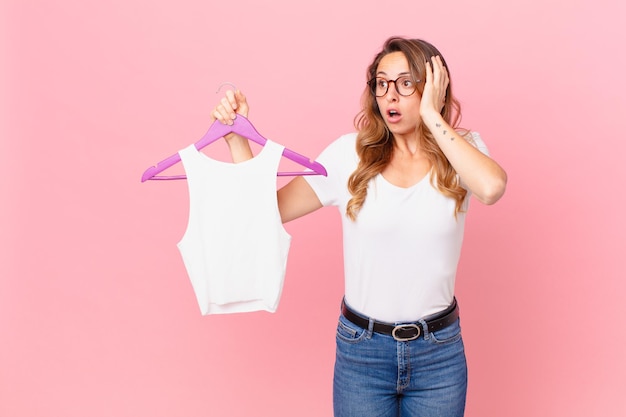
<box><xmin>216</xmin><ymin>81</ymin><xmax>238</xmax><ymax>93</ymax></box>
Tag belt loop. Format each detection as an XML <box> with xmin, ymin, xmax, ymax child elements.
<box><xmin>366</xmin><ymin>317</ymin><xmax>375</xmax><ymax>339</ymax></box>
<box><xmin>418</xmin><ymin>318</ymin><xmax>430</xmax><ymax>340</ymax></box>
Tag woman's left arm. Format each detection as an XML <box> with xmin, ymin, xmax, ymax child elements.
<box><xmin>420</xmin><ymin>56</ymin><xmax>507</xmax><ymax>205</ymax></box>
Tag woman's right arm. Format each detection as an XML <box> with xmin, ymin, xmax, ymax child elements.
<box><xmin>277</xmin><ymin>177</ymin><xmax>323</xmax><ymax>223</ymax></box>
<box><xmin>213</xmin><ymin>90</ymin><xmax>323</xmax><ymax>223</ymax></box>
<box><xmin>212</xmin><ymin>89</ymin><xmax>254</xmax><ymax>162</ymax></box>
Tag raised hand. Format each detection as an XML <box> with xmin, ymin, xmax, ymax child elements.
<box><xmin>419</xmin><ymin>55</ymin><xmax>449</xmax><ymax>118</ymax></box>
<box><xmin>212</xmin><ymin>89</ymin><xmax>249</xmax><ymax>125</ymax></box>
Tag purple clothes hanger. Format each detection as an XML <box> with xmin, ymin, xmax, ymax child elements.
<box><xmin>141</xmin><ymin>115</ymin><xmax>327</xmax><ymax>182</ymax></box>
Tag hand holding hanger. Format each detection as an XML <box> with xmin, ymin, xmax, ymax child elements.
<box><xmin>211</xmin><ymin>89</ymin><xmax>254</xmax><ymax>164</ymax></box>
<box><xmin>213</xmin><ymin>88</ymin><xmax>249</xmax><ymax>126</ymax></box>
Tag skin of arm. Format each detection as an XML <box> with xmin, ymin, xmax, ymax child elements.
<box><xmin>277</xmin><ymin>177</ymin><xmax>323</xmax><ymax>223</ymax></box>
<box><xmin>420</xmin><ymin>57</ymin><xmax>507</xmax><ymax>205</ymax></box>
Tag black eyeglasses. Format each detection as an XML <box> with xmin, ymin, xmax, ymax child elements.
<box><xmin>367</xmin><ymin>76</ymin><xmax>420</xmax><ymax>97</ymax></box>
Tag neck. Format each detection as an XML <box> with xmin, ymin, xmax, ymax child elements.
<box><xmin>392</xmin><ymin>131</ymin><xmax>422</xmax><ymax>156</ymax></box>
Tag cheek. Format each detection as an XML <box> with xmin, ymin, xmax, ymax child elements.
<box><xmin>406</xmin><ymin>95</ymin><xmax>421</xmax><ymax>111</ymax></box>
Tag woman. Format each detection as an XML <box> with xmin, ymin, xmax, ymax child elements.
<box><xmin>212</xmin><ymin>37</ymin><xmax>507</xmax><ymax>417</ymax></box>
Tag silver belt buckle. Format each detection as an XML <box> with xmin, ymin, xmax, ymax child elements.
<box><xmin>392</xmin><ymin>324</ymin><xmax>421</xmax><ymax>341</ymax></box>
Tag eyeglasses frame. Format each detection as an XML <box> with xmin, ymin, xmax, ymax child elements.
<box><xmin>367</xmin><ymin>76</ymin><xmax>421</xmax><ymax>97</ymax></box>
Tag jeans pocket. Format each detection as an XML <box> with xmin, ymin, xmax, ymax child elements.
<box><xmin>336</xmin><ymin>315</ymin><xmax>368</xmax><ymax>344</ymax></box>
<box><xmin>429</xmin><ymin>318</ymin><xmax>462</xmax><ymax>345</ymax></box>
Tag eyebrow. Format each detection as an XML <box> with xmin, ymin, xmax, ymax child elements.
<box><xmin>375</xmin><ymin>70</ymin><xmax>412</xmax><ymax>77</ymax></box>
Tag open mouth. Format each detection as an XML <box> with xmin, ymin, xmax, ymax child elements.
<box><xmin>387</xmin><ymin>109</ymin><xmax>401</xmax><ymax>121</ymax></box>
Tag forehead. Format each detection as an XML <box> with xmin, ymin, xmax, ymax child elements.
<box><xmin>376</xmin><ymin>51</ymin><xmax>410</xmax><ymax>76</ymax></box>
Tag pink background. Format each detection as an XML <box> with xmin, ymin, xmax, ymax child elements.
<box><xmin>2</xmin><ymin>1</ymin><xmax>625</xmax><ymax>416</ymax></box>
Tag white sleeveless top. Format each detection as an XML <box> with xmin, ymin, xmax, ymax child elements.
<box><xmin>177</xmin><ymin>140</ymin><xmax>291</xmax><ymax>315</ymax></box>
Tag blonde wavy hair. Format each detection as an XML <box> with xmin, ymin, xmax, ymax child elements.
<box><xmin>346</xmin><ymin>37</ymin><xmax>467</xmax><ymax>221</ymax></box>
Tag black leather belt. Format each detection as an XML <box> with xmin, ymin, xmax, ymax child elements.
<box><xmin>341</xmin><ymin>298</ymin><xmax>459</xmax><ymax>342</ymax></box>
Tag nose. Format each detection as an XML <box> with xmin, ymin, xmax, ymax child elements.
<box><xmin>385</xmin><ymin>81</ymin><xmax>399</xmax><ymax>101</ymax></box>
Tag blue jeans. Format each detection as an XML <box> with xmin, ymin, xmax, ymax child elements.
<box><xmin>333</xmin><ymin>307</ymin><xmax>468</xmax><ymax>417</ymax></box>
